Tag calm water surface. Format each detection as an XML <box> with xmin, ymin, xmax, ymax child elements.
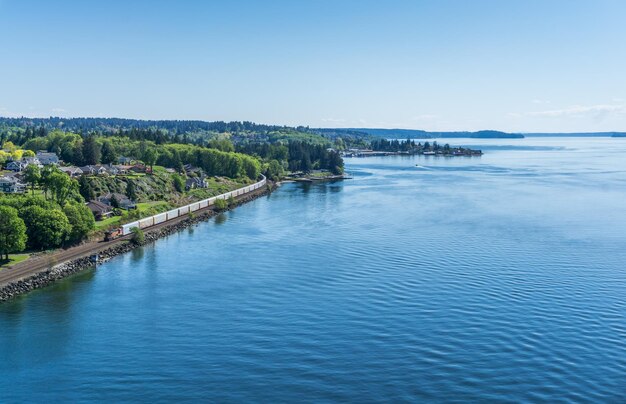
<box><xmin>1</xmin><ymin>137</ymin><xmax>626</xmax><ymax>402</ymax></box>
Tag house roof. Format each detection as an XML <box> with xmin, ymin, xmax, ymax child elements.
<box><xmin>87</xmin><ymin>200</ymin><xmax>112</xmax><ymax>213</ymax></box>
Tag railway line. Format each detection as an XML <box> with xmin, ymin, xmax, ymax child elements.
<box><xmin>0</xmin><ymin>175</ymin><xmax>267</xmax><ymax>287</ymax></box>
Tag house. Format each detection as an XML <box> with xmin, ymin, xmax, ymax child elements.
<box><xmin>87</xmin><ymin>200</ymin><xmax>113</xmax><ymax>220</ymax></box>
<box><xmin>118</xmin><ymin>156</ymin><xmax>134</xmax><ymax>165</ymax></box>
<box><xmin>129</xmin><ymin>164</ymin><xmax>147</xmax><ymax>174</ymax></box>
<box><xmin>115</xmin><ymin>165</ymin><xmax>133</xmax><ymax>175</ymax></box>
<box><xmin>98</xmin><ymin>192</ymin><xmax>136</xmax><ymax>210</ymax></box>
<box><xmin>36</xmin><ymin>151</ymin><xmax>60</xmax><ymax>165</ymax></box>
<box><xmin>59</xmin><ymin>166</ymin><xmax>83</xmax><ymax>177</ymax></box>
<box><xmin>22</xmin><ymin>157</ymin><xmax>43</xmax><ymax>168</ymax></box>
<box><xmin>79</xmin><ymin>165</ymin><xmax>109</xmax><ymax>176</ymax></box>
<box><xmin>5</xmin><ymin>160</ymin><xmax>26</xmax><ymax>172</ymax></box>
<box><xmin>0</xmin><ymin>175</ymin><xmax>26</xmax><ymax>193</ymax></box>
<box><xmin>96</xmin><ymin>164</ymin><xmax>119</xmax><ymax>175</ymax></box>
<box><xmin>183</xmin><ymin>164</ymin><xmax>201</xmax><ymax>174</ymax></box>
<box><xmin>185</xmin><ymin>177</ymin><xmax>208</xmax><ymax>190</ymax></box>
<box><xmin>5</xmin><ymin>157</ymin><xmax>43</xmax><ymax>172</ymax></box>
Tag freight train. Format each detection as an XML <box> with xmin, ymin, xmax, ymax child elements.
<box><xmin>104</xmin><ymin>175</ymin><xmax>266</xmax><ymax>241</ymax></box>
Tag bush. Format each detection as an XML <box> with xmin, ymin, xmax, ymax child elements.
<box><xmin>214</xmin><ymin>199</ymin><xmax>228</xmax><ymax>211</ymax></box>
<box><xmin>227</xmin><ymin>196</ymin><xmax>235</xmax><ymax>206</ymax></box>
<box><xmin>130</xmin><ymin>227</ymin><xmax>145</xmax><ymax>245</ymax></box>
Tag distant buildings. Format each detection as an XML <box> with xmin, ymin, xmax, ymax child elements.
<box><xmin>86</xmin><ymin>200</ymin><xmax>113</xmax><ymax>220</ymax></box>
<box><xmin>35</xmin><ymin>151</ymin><xmax>60</xmax><ymax>165</ymax></box>
<box><xmin>0</xmin><ymin>175</ymin><xmax>26</xmax><ymax>193</ymax></box>
<box><xmin>59</xmin><ymin>166</ymin><xmax>83</xmax><ymax>177</ymax></box>
<box><xmin>185</xmin><ymin>177</ymin><xmax>208</xmax><ymax>190</ymax></box>
<box><xmin>97</xmin><ymin>192</ymin><xmax>137</xmax><ymax>210</ymax></box>
<box><xmin>5</xmin><ymin>157</ymin><xmax>43</xmax><ymax>172</ymax></box>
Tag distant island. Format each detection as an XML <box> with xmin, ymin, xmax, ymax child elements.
<box><xmin>339</xmin><ymin>128</ymin><xmax>525</xmax><ymax>139</ymax></box>
<box><xmin>344</xmin><ymin>139</ymin><xmax>482</xmax><ymax>157</ymax></box>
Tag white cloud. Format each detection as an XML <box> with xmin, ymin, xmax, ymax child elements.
<box><xmin>532</xmin><ymin>99</ymin><xmax>551</xmax><ymax>104</ymax></box>
<box><xmin>51</xmin><ymin>108</ymin><xmax>66</xmax><ymax>113</ymax></box>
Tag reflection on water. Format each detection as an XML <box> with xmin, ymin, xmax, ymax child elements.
<box><xmin>1</xmin><ymin>137</ymin><xmax>626</xmax><ymax>401</ymax></box>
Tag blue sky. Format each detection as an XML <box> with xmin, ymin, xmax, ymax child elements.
<box><xmin>1</xmin><ymin>0</ymin><xmax>625</xmax><ymax>132</ymax></box>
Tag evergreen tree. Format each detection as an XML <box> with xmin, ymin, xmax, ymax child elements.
<box><xmin>126</xmin><ymin>180</ymin><xmax>137</xmax><ymax>201</ymax></box>
<box><xmin>82</xmin><ymin>134</ymin><xmax>101</xmax><ymax>165</ymax></box>
<box><xmin>78</xmin><ymin>176</ymin><xmax>95</xmax><ymax>201</ymax></box>
<box><xmin>101</xmin><ymin>140</ymin><xmax>117</xmax><ymax>164</ymax></box>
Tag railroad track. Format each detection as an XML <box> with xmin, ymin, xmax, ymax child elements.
<box><xmin>0</xmin><ymin>184</ymin><xmax>270</xmax><ymax>287</ymax></box>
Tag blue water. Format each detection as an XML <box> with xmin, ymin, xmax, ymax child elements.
<box><xmin>1</xmin><ymin>137</ymin><xmax>626</xmax><ymax>402</ymax></box>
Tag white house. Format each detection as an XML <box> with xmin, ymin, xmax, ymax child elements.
<box><xmin>0</xmin><ymin>175</ymin><xmax>26</xmax><ymax>193</ymax></box>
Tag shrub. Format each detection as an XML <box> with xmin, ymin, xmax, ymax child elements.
<box><xmin>214</xmin><ymin>199</ymin><xmax>228</xmax><ymax>211</ymax></box>
<box><xmin>130</xmin><ymin>227</ymin><xmax>145</xmax><ymax>245</ymax></box>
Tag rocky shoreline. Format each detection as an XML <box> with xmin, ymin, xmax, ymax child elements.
<box><xmin>0</xmin><ymin>183</ymin><xmax>275</xmax><ymax>303</ymax></box>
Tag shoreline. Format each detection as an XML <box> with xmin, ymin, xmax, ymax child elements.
<box><xmin>0</xmin><ymin>182</ymin><xmax>276</xmax><ymax>303</ymax></box>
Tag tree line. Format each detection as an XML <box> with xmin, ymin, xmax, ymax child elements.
<box><xmin>236</xmin><ymin>141</ymin><xmax>344</xmax><ymax>177</ymax></box>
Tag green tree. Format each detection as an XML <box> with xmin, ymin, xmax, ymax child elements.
<box><xmin>82</xmin><ymin>134</ymin><xmax>101</xmax><ymax>165</ymax></box>
<box><xmin>39</xmin><ymin>165</ymin><xmax>55</xmax><ymax>199</ymax></box>
<box><xmin>101</xmin><ymin>140</ymin><xmax>117</xmax><ymax>164</ymax></box>
<box><xmin>214</xmin><ymin>199</ymin><xmax>228</xmax><ymax>211</ymax></box>
<box><xmin>78</xmin><ymin>175</ymin><xmax>94</xmax><ymax>201</ymax></box>
<box><xmin>63</xmin><ymin>202</ymin><xmax>96</xmax><ymax>243</ymax></box>
<box><xmin>126</xmin><ymin>180</ymin><xmax>138</xmax><ymax>201</ymax></box>
<box><xmin>142</xmin><ymin>148</ymin><xmax>158</xmax><ymax>172</ymax></box>
<box><xmin>0</xmin><ymin>206</ymin><xmax>27</xmax><ymax>260</ymax></box>
<box><xmin>49</xmin><ymin>171</ymin><xmax>78</xmax><ymax>205</ymax></box>
<box><xmin>20</xmin><ymin>206</ymin><xmax>71</xmax><ymax>250</ymax></box>
<box><xmin>23</xmin><ymin>164</ymin><xmax>41</xmax><ymax>195</ymax></box>
<box><xmin>110</xmin><ymin>194</ymin><xmax>120</xmax><ymax>209</ymax></box>
<box><xmin>265</xmin><ymin>159</ymin><xmax>283</xmax><ymax>181</ymax></box>
<box><xmin>172</xmin><ymin>174</ymin><xmax>185</xmax><ymax>193</ymax></box>
<box><xmin>130</xmin><ymin>227</ymin><xmax>144</xmax><ymax>245</ymax></box>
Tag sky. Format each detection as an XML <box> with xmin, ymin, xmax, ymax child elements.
<box><xmin>1</xmin><ymin>0</ymin><xmax>625</xmax><ymax>132</ymax></box>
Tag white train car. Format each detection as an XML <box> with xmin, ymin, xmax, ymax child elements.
<box><xmin>139</xmin><ymin>217</ymin><xmax>154</xmax><ymax>229</ymax></box>
<box><xmin>154</xmin><ymin>212</ymin><xmax>167</xmax><ymax>225</ymax></box>
<box><xmin>122</xmin><ymin>221</ymin><xmax>140</xmax><ymax>236</ymax></box>
<box><xmin>110</xmin><ymin>175</ymin><xmax>266</xmax><ymax>239</ymax></box>
<box><xmin>166</xmin><ymin>209</ymin><xmax>179</xmax><ymax>221</ymax></box>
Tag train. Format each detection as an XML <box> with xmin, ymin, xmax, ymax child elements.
<box><xmin>104</xmin><ymin>175</ymin><xmax>266</xmax><ymax>241</ymax></box>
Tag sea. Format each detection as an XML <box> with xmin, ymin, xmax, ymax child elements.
<box><xmin>1</xmin><ymin>137</ymin><xmax>625</xmax><ymax>402</ymax></box>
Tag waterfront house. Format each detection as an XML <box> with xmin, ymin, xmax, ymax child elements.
<box><xmin>99</xmin><ymin>164</ymin><xmax>119</xmax><ymax>175</ymax></box>
<box><xmin>129</xmin><ymin>164</ymin><xmax>147</xmax><ymax>174</ymax></box>
<box><xmin>87</xmin><ymin>200</ymin><xmax>113</xmax><ymax>220</ymax></box>
<box><xmin>98</xmin><ymin>192</ymin><xmax>137</xmax><ymax>210</ymax></box>
<box><xmin>79</xmin><ymin>165</ymin><xmax>108</xmax><ymax>176</ymax></box>
<box><xmin>36</xmin><ymin>151</ymin><xmax>60</xmax><ymax>165</ymax></box>
<box><xmin>0</xmin><ymin>175</ymin><xmax>26</xmax><ymax>193</ymax></box>
<box><xmin>59</xmin><ymin>166</ymin><xmax>83</xmax><ymax>177</ymax></box>
<box><xmin>185</xmin><ymin>177</ymin><xmax>208</xmax><ymax>190</ymax></box>
<box><xmin>115</xmin><ymin>165</ymin><xmax>133</xmax><ymax>175</ymax></box>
